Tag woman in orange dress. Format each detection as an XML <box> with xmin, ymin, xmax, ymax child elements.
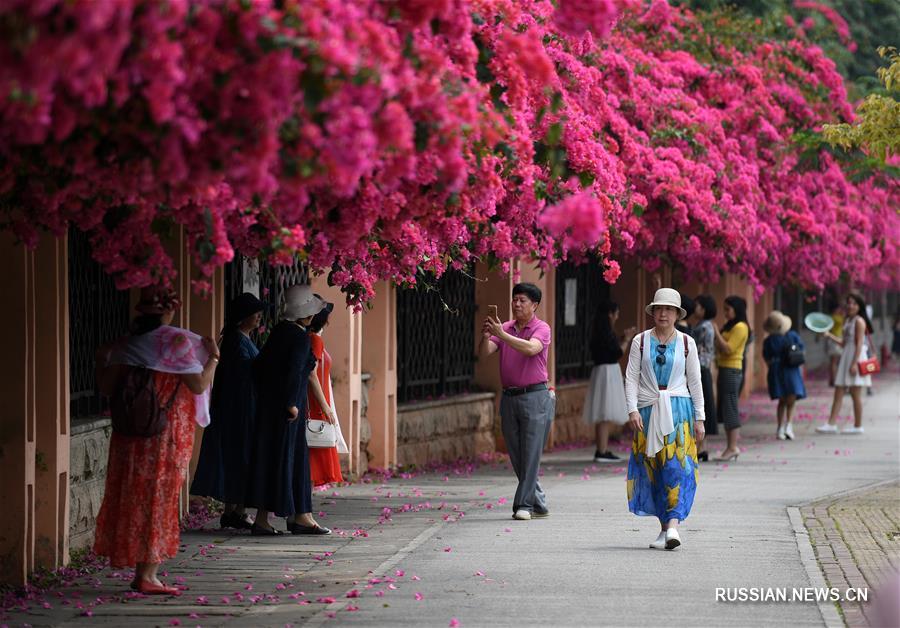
<box><xmin>307</xmin><ymin>300</ymin><xmax>344</xmax><ymax>485</ymax></box>
<box><xmin>94</xmin><ymin>286</ymin><xmax>218</xmax><ymax>595</ymax></box>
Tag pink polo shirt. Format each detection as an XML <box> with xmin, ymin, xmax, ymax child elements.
<box><xmin>490</xmin><ymin>316</ymin><xmax>551</xmax><ymax>388</ymax></box>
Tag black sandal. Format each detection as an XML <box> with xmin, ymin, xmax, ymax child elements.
<box><xmin>287</xmin><ymin>521</ymin><xmax>332</xmax><ymax>536</ymax></box>
<box><xmin>232</xmin><ymin>513</ymin><xmax>254</xmax><ymax>530</ymax></box>
<box><xmin>251</xmin><ymin>524</ymin><xmax>283</xmax><ymax>536</ymax></box>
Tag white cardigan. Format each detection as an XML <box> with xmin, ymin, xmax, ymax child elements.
<box><xmin>624</xmin><ymin>329</ymin><xmax>705</xmax><ymax>456</ymax></box>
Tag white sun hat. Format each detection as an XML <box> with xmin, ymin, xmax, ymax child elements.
<box><xmin>282</xmin><ymin>284</ymin><xmax>326</xmax><ymax>321</ymax></box>
<box><xmin>645</xmin><ymin>288</ymin><xmax>687</xmax><ymax>320</ymax></box>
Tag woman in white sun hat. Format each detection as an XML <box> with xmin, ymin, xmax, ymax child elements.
<box><xmin>246</xmin><ymin>284</ymin><xmax>332</xmax><ymax>535</ymax></box>
<box><xmin>625</xmin><ymin>288</ymin><xmax>705</xmax><ymax>551</ymax></box>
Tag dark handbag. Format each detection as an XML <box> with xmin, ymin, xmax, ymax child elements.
<box><xmin>110</xmin><ymin>366</ymin><xmax>180</xmax><ymax>437</ymax></box>
<box><xmin>783</xmin><ymin>341</ymin><xmax>805</xmax><ymax>367</ymax></box>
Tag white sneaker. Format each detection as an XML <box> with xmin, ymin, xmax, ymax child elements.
<box><xmin>776</xmin><ymin>425</ymin><xmax>786</xmax><ymax>440</ymax></box>
<box><xmin>816</xmin><ymin>424</ymin><xmax>838</xmax><ymax>433</ymax></box>
<box><xmin>665</xmin><ymin>528</ymin><xmax>681</xmax><ymax>550</ymax></box>
<box><xmin>785</xmin><ymin>424</ymin><xmax>795</xmax><ymax>440</ymax></box>
<box><xmin>512</xmin><ymin>510</ymin><xmax>531</xmax><ymax>521</ymax></box>
<box><xmin>649</xmin><ymin>531</ymin><xmax>666</xmax><ymax>550</ymax></box>
<box><xmin>841</xmin><ymin>426</ymin><xmax>864</xmax><ymax>434</ymax></box>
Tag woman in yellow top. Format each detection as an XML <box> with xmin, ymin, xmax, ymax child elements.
<box><xmin>713</xmin><ymin>296</ymin><xmax>749</xmax><ymax>461</ymax></box>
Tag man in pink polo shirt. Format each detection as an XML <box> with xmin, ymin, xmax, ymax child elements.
<box><xmin>480</xmin><ymin>282</ymin><xmax>555</xmax><ymax>521</ymax></box>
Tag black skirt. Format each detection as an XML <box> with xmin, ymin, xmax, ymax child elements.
<box><xmin>717</xmin><ymin>366</ymin><xmax>742</xmax><ymax>431</ymax></box>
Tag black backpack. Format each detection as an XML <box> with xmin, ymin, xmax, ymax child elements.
<box><xmin>110</xmin><ymin>366</ymin><xmax>180</xmax><ymax>437</ymax></box>
<box><xmin>782</xmin><ymin>336</ymin><xmax>805</xmax><ymax>368</ymax></box>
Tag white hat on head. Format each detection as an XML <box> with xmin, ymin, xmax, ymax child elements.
<box><xmin>645</xmin><ymin>288</ymin><xmax>687</xmax><ymax>320</ymax></box>
<box><xmin>282</xmin><ymin>284</ymin><xmax>326</xmax><ymax>321</ymax></box>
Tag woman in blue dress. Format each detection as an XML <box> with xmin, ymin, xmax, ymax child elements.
<box><xmin>762</xmin><ymin>311</ymin><xmax>806</xmax><ymax>441</ymax></box>
<box><xmin>625</xmin><ymin>289</ymin><xmax>706</xmax><ymax>551</ymax></box>
<box><xmin>191</xmin><ymin>293</ymin><xmax>265</xmax><ymax>529</ymax></box>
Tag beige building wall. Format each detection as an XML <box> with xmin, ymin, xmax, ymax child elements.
<box><xmin>33</xmin><ymin>234</ymin><xmax>70</xmax><ymax>571</ymax></box>
<box><xmin>0</xmin><ymin>233</ymin><xmax>71</xmax><ymax>586</ymax></box>
<box><xmin>361</xmin><ymin>281</ymin><xmax>397</xmax><ymax>469</ymax></box>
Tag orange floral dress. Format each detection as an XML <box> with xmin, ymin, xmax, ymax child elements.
<box><xmin>308</xmin><ymin>334</ymin><xmax>343</xmax><ymax>486</ymax></box>
<box><xmin>94</xmin><ymin>372</ymin><xmax>196</xmax><ymax>567</ymax></box>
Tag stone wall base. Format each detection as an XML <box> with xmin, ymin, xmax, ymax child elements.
<box><xmin>69</xmin><ymin>418</ymin><xmax>111</xmax><ymax>551</ymax></box>
<box><xmin>397</xmin><ymin>393</ymin><xmax>496</xmax><ymax>467</ymax></box>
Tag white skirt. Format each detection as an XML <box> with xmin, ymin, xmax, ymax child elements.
<box><xmin>835</xmin><ymin>343</ymin><xmax>872</xmax><ymax>387</ymax></box>
<box><xmin>582</xmin><ymin>363</ymin><xmax>628</xmax><ymax>425</ymax></box>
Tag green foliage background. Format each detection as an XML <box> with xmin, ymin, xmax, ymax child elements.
<box><xmin>672</xmin><ymin>0</ymin><xmax>900</xmax><ymax>93</ymax></box>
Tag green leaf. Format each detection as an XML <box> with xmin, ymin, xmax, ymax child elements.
<box><xmin>546</xmin><ymin>122</ymin><xmax>563</xmax><ymax>146</ymax></box>
<box><xmin>414</xmin><ymin>121</ymin><xmax>430</xmax><ymax>152</ymax></box>
<box><xmin>550</xmin><ymin>91</ymin><xmax>564</xmax><ymax>114</ymax></box>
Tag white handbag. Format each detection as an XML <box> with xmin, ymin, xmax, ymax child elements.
<box><xmin>306</xmin><ymin>418</ymin><xmax>337</xmax><ymax>448</ymax></box>
<box><xmin>306</xmin><ymin>366</ymin><xmax>348</xmax><ymax>452</ymax></box>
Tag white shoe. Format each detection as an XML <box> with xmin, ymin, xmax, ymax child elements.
<box><xmin>649</xmin><ymin>531</ymin><xmax>666</xmax><ymax>550</ymax></box>
<box><xmin>776</xmin><ymin>425</ymin><xmax>786</xmax><ymax>440</ymax></box>
<box><xmin>785</xmin><ymin>424</ymin><xmax>795</xmax><ymax>440</ymax></box>
<box><xmin>665</xmin><ymin>528</ymin><xmax>681</xmax><ymax>550</ymax></box>
<box><xmin>841</xmin><ymin>426</ymin><xmax>864</xmax><ymax>434</ymax></box>
<box><xmin>816</xmin><ymin>424</ymin><xmax>838</xmax><ymax>433</ymax></box>
<box><xmin>512</xmin><ymin>510</ymin><xmax>531</xmax><ymax>521</ymax></box>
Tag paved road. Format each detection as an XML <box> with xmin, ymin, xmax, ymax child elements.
<box><xmin>5</xmin><ymin>373</ymin><xmax>898</xmax><ymax>627</ymax></box>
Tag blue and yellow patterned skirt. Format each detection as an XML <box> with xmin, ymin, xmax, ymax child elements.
<box><xmin>627</xmin><ymin>400</ymin><xmax>698</xmax><ymax>523</ymax></box>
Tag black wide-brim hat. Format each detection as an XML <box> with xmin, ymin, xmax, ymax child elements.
<box><xmin>227</xmin><ymin>292</ymin><xmax>267</xmax><ymax>326</ymax></box>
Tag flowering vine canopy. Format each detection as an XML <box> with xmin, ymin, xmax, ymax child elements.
<box><xmin>0</xmin><ymin>0</ymin><xmax>896</xmax><ymax>304</ymax></box>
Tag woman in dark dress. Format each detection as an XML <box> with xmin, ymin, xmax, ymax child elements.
<box><xmin>687</xmin><ymin>295</ymin><xmax>718</xmax><ymax>461</ymax></box>
<box><xmin>191</xmin><ymin>293</ymin><xmax>265</xmax><ymax>529</ymax></box>
<box><xmin>245</xmin><ymin>284</ymin><xmax>331</xmax><ymax>536</ymax></box>
<box><xmin>763</xmin><ymin>311</ymin><xmax>806</xmax><ymax>441</ymax></box>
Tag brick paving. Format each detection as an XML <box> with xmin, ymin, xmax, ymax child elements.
<box><xmin>801</xmin><ymin>481</ymin><xmax>900</xmax><ymax>627</ymax></box>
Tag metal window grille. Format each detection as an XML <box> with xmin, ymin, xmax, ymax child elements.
<box><xmin>397</xmin><ymin>269</ymin><xmax>476</xmax><ymax>403</ymax></box>
<box><xmin>68</xmin><ymin>230</ymin><xmax>131</xmax><ymax>419</ymax></box>
<box><xmin>554</xmin><ymin>260</ymin><xmax>609</xmax><ymax>381</ymax></box>
<box><xmin>223</xmin><ymin>254</ymin><xmax>309</xmax><ymax>345</ymax></box>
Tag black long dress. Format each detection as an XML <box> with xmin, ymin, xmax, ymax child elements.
<box><xmin>191</xmin><ymin>328</ymin><xmax>258</xmax><ymax>503</ymax></box>
<box><xmin>245</xmin><ymin>321</ymin><xmax>316</xmax><ymax>517</ymax></box>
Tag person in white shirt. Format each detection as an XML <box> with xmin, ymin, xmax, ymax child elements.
<box><xmin>624</xmin><ymin>289</ymin><xmax>705</xmax><ymax>551</ymax></box>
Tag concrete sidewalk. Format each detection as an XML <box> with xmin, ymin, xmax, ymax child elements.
<box><xmin>2</xmin><ymin>371</ymin><xmax>898</xmax><ymax>627</ymax></box>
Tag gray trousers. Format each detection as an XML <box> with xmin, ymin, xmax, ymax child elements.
<box><xmin>500</xmin><ymin>389</ymin><xmax>555</xmax><ymax>513</ymax></box>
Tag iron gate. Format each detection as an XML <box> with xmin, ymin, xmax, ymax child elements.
<box><xmin>68</xmin><ymin>230</ymin><xmax>131</xmax><ymax>419</ymax></box>
<box><xmin>223</xmin><ymin>254</ymin><xmax>309</xmax><ymax>345</ymax></box>
<box><xmin>554</xmin><ymin>260</ymin><xmax>609</xmax><ymax>381</ymax></box>
<box><xmin>397</xmin><ymin>269</ymin><xmax>477</xmax><ymax>403</ymax></box>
